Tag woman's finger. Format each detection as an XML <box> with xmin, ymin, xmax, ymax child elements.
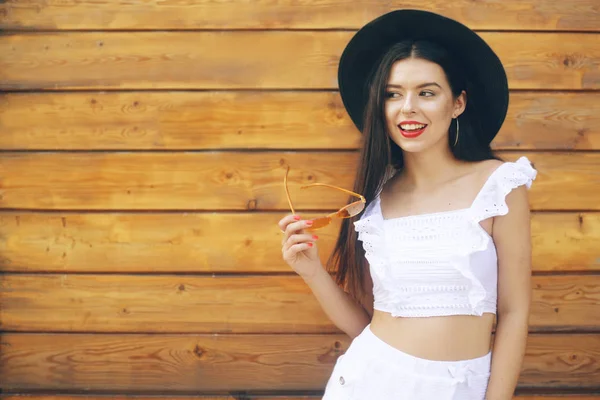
<box><xmin>285</xmin><ymin>219</ymin><xmax>313</xmax><ymax>235</ymax></box>
<box><xmin>278</xmin><ymin>214</ymin><xmax>301</xmax><ymax>232</ymax></box>
<box><xmin>283</xmin><ymin>233</ymin><xmax>318</xmax><ymax>251</ymax></box>
<box><xmin>284</xmin><ymin>242</ymin><xmax>314</xmax><ymax>257</ymax></box>
<box><xmin>281</xmin><ymin>219</ymin><xmax>314</xmax><ymax>245</ymax></box>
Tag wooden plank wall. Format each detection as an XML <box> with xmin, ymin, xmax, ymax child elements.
<box><xmin>0</xmin><ymin>1</ymin><xmax>599</xmax><ymax>399</ymax></box>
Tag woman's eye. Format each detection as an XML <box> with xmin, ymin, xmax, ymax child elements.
<box><xmin>386</xmin><ymin>91</ymin><xmax>433</xmax><ymax>98</ymax></box>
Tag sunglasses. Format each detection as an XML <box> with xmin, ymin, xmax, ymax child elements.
<box><xmin>284</xmin><ymin>166</ymin><xmax>366</xmax><ymax>231</ymax></box>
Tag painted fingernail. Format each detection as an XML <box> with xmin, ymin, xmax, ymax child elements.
<box><xmin>312</xmin><ymin>235</ymin><xmax>319</xmax><ymax>240</ymax></box>
<box><xmin>306</xmin><ymin>220</ymin><xmax>313</xmax><ymax>225</ymax></box>
<box><xmin>293</xmin><ymin>215</ymin><xmax>301</xmax><ymax>221</ymax></box>
<box><xmin>308</xmin><ymin>243</ymin><xmax>313</xmax><ymax>247</ymax></box>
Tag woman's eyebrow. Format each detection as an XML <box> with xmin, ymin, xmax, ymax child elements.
<box><xmin>386</xmin><ymin>82</ymin><xmax>442</xmax><ymax>89</ymax></box>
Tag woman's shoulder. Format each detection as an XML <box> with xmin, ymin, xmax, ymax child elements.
<box><xmin>472</xmin><ymin>157</ymin><xmax>537</xmax><ymax>188</ymax></box>
<box><xmin>472</xmin><ymin>158</ymin><xmax>504</xmax><ymax>183</ymax></box>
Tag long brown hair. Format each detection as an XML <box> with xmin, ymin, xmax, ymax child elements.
<box><xmin>327</xmin><ymin>39</ymin><xmax>497</xmax><ymax>306</ymax></box>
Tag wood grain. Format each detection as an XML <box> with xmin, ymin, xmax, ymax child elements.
<box><xmin>2</xmin><ymin>397</ymin><xmax>597</xmax><ymax>400</ymax></box>
<box><xmin>1</xmin><ymin>333</ymin><xmax>598</xmax><ymax>390</ymax></box>
<box><xmin>0</xmin><ymin>212</ymin><xmax>598</xmax><ymax>273</ymax></box>
<box><xmin>1</xmin><ymin>0</ymin><xmax>598</xmax><ymax>31</ymax></box>
<box><xmin>1</xmin><ymin>32</ymin><xmax>598</xmax><ymax>90</ymax></box>
<box><xmin>1</xmin><ymin>91</ymin><xmax>598</xmax><ymax>150</ymax></box>
<box><xmin>530</xmin><ymin>213</ymin><xmax>600</xmax><ymax>273</ymax></box>
<box><xmin>1</xmin><ymin>274</ymin><xmax>598</xmax><ymax>333</ymax></box>
<box><xmin>0</xmin><ymin>152</ymin><xmax>597</xmax><ymax>211</ymax></box>
<box><xmin>1</xmin><ymin>1</ymin><xmax>598</xmax><ymax>398</ymax></box>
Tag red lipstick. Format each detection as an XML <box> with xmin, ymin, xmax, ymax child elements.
<box><xmin>398</xmin><ymin>120</ymin><xmax>427</xmax><ymax>138</ymax></box>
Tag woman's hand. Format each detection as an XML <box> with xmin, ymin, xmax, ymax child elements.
<box><xmin>278</xmin><ymin>214</ymin><xmax>322</xmax><ymax>280</ymax></box>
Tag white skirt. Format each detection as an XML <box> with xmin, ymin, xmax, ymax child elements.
<box><xmin>322</xmin><ymin>324</ymin><xmax>491</xmax><ymax>400</ymax></box>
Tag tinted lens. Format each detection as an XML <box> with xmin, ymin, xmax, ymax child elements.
<box><xmin>336</xmin><ymin>201</ymin><xmax>365</xmax><ymax>218</ymax></box>
<box><xmin>306</xmin><ymin>216</ymin><xmax>331</xmax><ymax>231</ymax></box>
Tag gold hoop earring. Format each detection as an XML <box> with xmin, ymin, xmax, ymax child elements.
<box><xmin>453</xmin><ymin>118</ymin><xmax>460</xmax><ymax>147</ymax></box>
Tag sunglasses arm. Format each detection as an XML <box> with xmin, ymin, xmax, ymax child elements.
<box><xmin>284</xmin><ymin>168</ymin><xmax>296</xmax><ymax>215</ymax></box>
<box><xmin>300</xmin><ymin>183</ymin><xmax>366</xmax><ymax>203</ymax></box>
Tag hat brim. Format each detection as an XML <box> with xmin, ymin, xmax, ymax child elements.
<box><xmin>338</xmin><ymin>9</ymin><xmax>509</xmax><ymax>144</ymax></box>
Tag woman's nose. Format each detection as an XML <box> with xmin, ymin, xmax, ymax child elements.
<box><xmin>401</xmin><ymin>94</ymin><xmax>416</xmax><ymax>114</ymax></box>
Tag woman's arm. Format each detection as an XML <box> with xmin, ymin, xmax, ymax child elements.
<box><xmin>302</xmin><ymin>265</ymin><xmax>372</xmax><ymax>338</ymax></box>
<box><xmin>486</xmin><ymin>185</ymin><xmax>532</xmax><ymax>400</ymax></box>
<box><xmin>279</xmin><ymin>214</ymin><xmax>372</xmax><ymax>338</ymax></box>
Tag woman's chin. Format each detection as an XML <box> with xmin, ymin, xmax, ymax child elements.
<box><xmin>391</xmin><ymin>130</ymin><xmax>429</xmax><ymax>152</ymax></box>
<box><xmin>397</xmin><ymin>138</ymin><xmax>430</xmax><ymax>153</ymax></box>
<box><xmin>391</xmin><ymin>131</ymin><xmax>448</xmax><ymax>154</ymax></box>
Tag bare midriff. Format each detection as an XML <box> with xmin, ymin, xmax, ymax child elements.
<box><xmin>369</xmin><ymin>310</ymin><xmax>495</xmax><ymax>361</ymax></box>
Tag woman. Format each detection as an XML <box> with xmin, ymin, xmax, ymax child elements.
<box><xmin>278</xmin><ymin>10</ymin><xmax>536</xmax><ymax>399</ymax></box>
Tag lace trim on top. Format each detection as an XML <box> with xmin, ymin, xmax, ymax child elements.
<box><xmin>471</xmin><ymin>156</ymin><xmax>537</xmax><ymax>222</ymax></box>
<box><xmin>353</xmin><ymin>156</ymin><xmax>537</xmax><ymax>317</ymax></box>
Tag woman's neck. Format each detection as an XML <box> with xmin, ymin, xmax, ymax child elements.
<box><xmin>400</xmin><ymin>144</ymin><xmax>466</xmax><ymax>190</ymax></box>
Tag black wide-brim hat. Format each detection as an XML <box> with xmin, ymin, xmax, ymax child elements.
<box><xmin>338</xmin><ymin>9</ymin><xmax>509</xmax><ymax>145</ymax></box>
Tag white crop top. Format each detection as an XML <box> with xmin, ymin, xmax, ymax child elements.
<box><xmin>353</xmin><ymin>157</ymin><xmax>537</xmax><ymax>318</ymax></box>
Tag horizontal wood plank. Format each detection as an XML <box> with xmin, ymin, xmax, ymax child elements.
<box><xmin>1</xmin><ymin>91</ymin><xmax>598</xmax><ymax>150</ymax></box>
<box><xmin>3</xmin><ymin>397</ymin><xmax>598</xmax><ymax>400</ymax></box>
<box><xmin>1</xmin><ymin>333</ymin><xmax>598</xmax><ymax>390</ymax></box>
<box><xmin>0</xmin><ymin>152</ymin><xmax>597</xmax><ymax>211</ymax></box>
<box><xmin>0</xmin><ymin>212</ymin><xmax>598</xmax><ymax>273</ymax></box>
<box><xmin>1</xmin><ymin>0</ymin><xmax>598</xmax><ymax>31</ymax></box>
<box><xmin>1</xmin><ymin>274</ymin><xmax>598</xmax><ymax>333</ymax></box>
<box><xmin>1</xmin><ymin>32</ymin><xmax>598</xmax><ymax>90</ymax></box>
<box><xmin>529</xmin><ymin>276</ymin><xmax>600</xmax><ymax>331</ymax></box>
<box><xmin>530</xmin><ymin>213</ymin><xmax>600</xmax><ymax>273</ymax></box>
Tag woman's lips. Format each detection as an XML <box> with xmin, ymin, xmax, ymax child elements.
<box><xmin>399</xmin><ymin>125</ymin><xmax>427</xmax><ymax>138</ymax></box>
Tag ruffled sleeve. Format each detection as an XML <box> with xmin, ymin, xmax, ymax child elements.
<box><xmin>353</xmin><ymin>168</ymin><xmax>395</xmax><ymax>277</ymax></box>
<box><xmin>471</xmin><ymin>156</ymin><xmax>537</xmax><ymax>222</ymax></box>
<box><xmin>353</xmin><ymin>197</ymin><xmax>383</xmax><ymax>256</ymax></box>
<box><xmin>353</xmin><ymin>197</ymin><xmax>388</xmax><ymax>280</ymax></box>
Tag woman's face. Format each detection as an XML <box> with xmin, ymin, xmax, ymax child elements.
<box><xmin>384</xmin><ymin>57</ymin><xmax>466</xmax><ymax>154</ymax></box>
